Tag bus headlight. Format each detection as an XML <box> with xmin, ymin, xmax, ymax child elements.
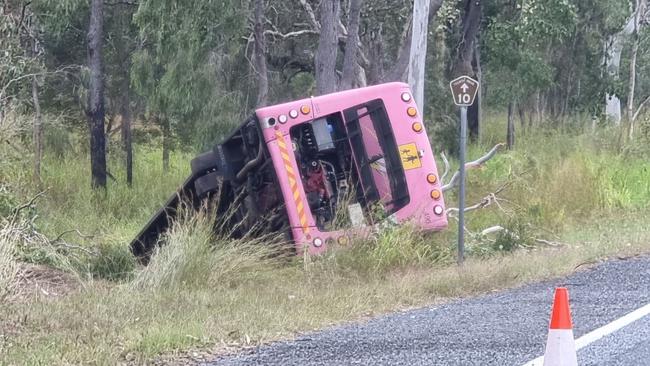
<box><xmin>433</xmin><ymin>205</ymin><xmax>444</xmax><ymax>216</ymax></box>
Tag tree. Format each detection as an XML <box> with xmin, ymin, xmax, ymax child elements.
<box><xmin>115</xmin><ymin>3</ymin><xmax>135</xmax><ymax>185</ymax></box>
<box><xmin>453</xmin><ymin>0</ymin><xmax>482</xmax><ymax>140</ymax></box>
<box><xmin>87</xmin><ymin>0</ymin><xmax>106</xmax><ymax>189</ymax></box>
<box><xmin>624</xmin><ymin>0</ymin><xmax>648</xmax><ymax>140</ymax></box>
<box><xmin>253</xmin><ymin>0</ymin><xmax>269</xmax><ymax>107</ymax></box>
<box><xmin>407</xmin><ymin>0</ymin><xmax>431</xmax><ymax>109</ymax></box>
<box><xmin>315</xmin><ymin>0</ymin><xmax>340</xmax><ymax>95</ymax></box>
<box><xmin>340</xmin><ymin>0</ymin><xmax>363</xmax><ymax>90</ymax></box>
<box><xmin>604</xmin><ymin>0</ymin><xmax>648</xmax><ymax>124</ymax></box>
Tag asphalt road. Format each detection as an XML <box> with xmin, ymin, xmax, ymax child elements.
<box><xmin>208</xmin><ymin>255</ymin><xmax>650</xmax><ymax>366</ymax></box>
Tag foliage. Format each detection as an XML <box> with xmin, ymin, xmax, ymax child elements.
<box><xmin>131</xmin><ymin>0</ymin><xmax>248</xmax><ymax>147</ymax></box>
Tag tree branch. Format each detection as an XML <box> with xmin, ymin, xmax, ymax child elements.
<box><xmin>264</xmin><ymin>29</ymin><xmax>318</xmax><ymax>39</ymax></box>
<box><xmin>1</xmin><ymin>65</ymin><xmax>80</xmax><ymax>102</ymax></box>
<box><xmin>298</xmin><ymin>0</ymin><xmax>320</xmax><ymax>31</ymax></box>
<box><xmin>633</xmin><ymin>95</ymin><xmax>650</xmax><ymax>121</ymax></box>
<box><xmin>442</xmin><ymin>143</ymin><xmax>505</xmax><ymax>192</ymax></box>
<box><xmin>440</xmin><ymin>152</ymin><xmax>450</xmax><ymax>182</ymax></box>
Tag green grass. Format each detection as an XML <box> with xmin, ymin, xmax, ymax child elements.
<box><xmin>1</xmin><ymin>114</ymin><xmax>650</xmax><ymax>364</ymax></box>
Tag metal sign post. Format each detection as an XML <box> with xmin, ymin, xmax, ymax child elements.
<box><xmin>449</xmin><ymin>76</ymin><xmax>479</xmax><ymax>265</ymax></box>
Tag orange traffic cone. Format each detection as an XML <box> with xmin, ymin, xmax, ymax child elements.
<box><xmin>543</xmin><ymin>287</ymin><xmax>578</xmax><ymax>366</ymax></box>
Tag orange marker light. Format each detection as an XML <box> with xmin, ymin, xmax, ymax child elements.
<box><xmin>338</xmin><ymin>236</ymin><xmax>349</xmax><ymax>246</ymax></box>
<box><xmin>426</xmin><ymin>174</ymin><xmax>437</xmax><ymax>184</ymax></box>
<box><xmin>412</xmin><ymin>122</ymin><xmax>423</xmax><ymax>133</ymax></box>
<box><xmin>430</xmin><ymin>190</ymin><xmax>441</xmax><ymax>200</ymax></box>
<box><xmin>300</xmin><ymin>105</ymin><xmax>311</xmax><ymax>115</ymax></box>
<box><xmin>407</xmin><ymin>107</ymin><xmax>417</xmax><ymax>117</ymax></box>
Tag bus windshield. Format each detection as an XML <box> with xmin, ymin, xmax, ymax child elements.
<box><xmin>344</xmin><ymin>99</ymin><xmax>409</xmax><ymax>214</ymax></box>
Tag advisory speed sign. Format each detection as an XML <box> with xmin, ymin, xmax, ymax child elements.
<box><xmin>449</xmin><ymin>76</ymin><xmax>479</xmax><ymax>107</ymax></box>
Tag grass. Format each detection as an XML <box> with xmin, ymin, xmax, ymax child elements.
<box><xmin>1</xmin><ymin>113</ymin><xmax>650</xmax><ymax>364</ymax></box>
<box><xmin>0</xmin><ymin>222</ymin><xmax>20</xmax><ymax>301</ymax></box>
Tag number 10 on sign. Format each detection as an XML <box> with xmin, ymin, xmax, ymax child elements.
<box><xmin>449</xmin><ymin>76</ymin><xmax>479</xmax><ymax>107</ymax></box>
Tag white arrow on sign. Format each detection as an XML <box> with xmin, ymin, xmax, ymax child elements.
<box><xmin>461</xmin><ymin>83</ymin><xmax>469</xmax><ymax>93</ymax></box>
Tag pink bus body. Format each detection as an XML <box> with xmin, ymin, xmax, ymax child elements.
<box><xmin>256</xmin><ymin>82</ymin><xmax>448</xmax><ymax>254</ymax></box>
<box><xmin>131</xmin><ymin>82</ymin><xmax>448</xmax><ymax>261</ymax></box>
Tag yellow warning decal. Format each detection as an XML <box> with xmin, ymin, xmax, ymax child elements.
<box><xmin>399</xmin><ymin>143</ymin><xmax>421</xmax><ymax>170</ymax></box>
<box><xmin>275</xmin><ymin>131</ymin><xmax>310</xmax><ymax>235</ymax></box>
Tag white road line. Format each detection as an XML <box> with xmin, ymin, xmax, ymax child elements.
<box><xmin>521</xmin><ymin>302</ymin><xmax>650</xmax><ymax>366</ymax></box>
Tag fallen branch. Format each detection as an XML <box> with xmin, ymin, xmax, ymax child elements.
<box><xmin>10</xmin><ymin>190</ymin><xmax>47</xmax><ymax>225</ymax></box>
<box><xmin>52</xmin><ymin>229</ymin><xmax>94</xmax><ymax>243</ymax></box>
<box><xmin>445</xmin><ymin>182</ymin><xmax>509</xmax><ymax>217</ymax></box>
<box><xmin>442</xmin><ymin>143</ymin><xmax>505</xmax><ymax>192</ymax></box>
<box><xmin>534</xmin><ymin>238</ymin><xmax>564</xmax><ymax>248</ymax></box>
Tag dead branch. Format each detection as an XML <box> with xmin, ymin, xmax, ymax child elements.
<box><xmin>264</xmin><ymin>29</ymin><xmax>318</xmax><ymax>39</ymax></box>
<box><xmin>1</xmin><ymin>65</ymin><xmax>80</xmax><ymax>102</ymax></box>
<box><xmin>50</xmin><ymin>241</ymin><xmax>97</xmax><ymax>256</ymax></box>
<box><xmin>479</xmin><ymin>225</ymin><xmax>505</xmax><ymax>236</ymax></box>
<box><xmin>633</xmin><ymin>95</ymin><xmax>650</xmax><ymax>121</ymax></box>
<box><xmin>10</xmin><ymin>190</ymin><xmax>47</xmax><ymax>224</ymax></box>
<box><xmin>442</xmin><ymin>143</ymin><xmax>505</xmax><ymax>192</ymax></box>
<box><xmin>52</xmin><ymin>229</ymin><xmax>94</xmax><ymax>243</ymax></box>
<box><xmin>440</xmin><ymin>152</ymin><xmax>450</xmax><ymax>182</ymax></box>
<box><xmin>445</xmin><ymin>192</ymin><xmax>499</xmax><ymax>216</ymax></box>
<box><xmin>445</xmin><ymin>182</ymin><xmax>510</xmax><ymax>217</ymax></box>
<box><xmin>534</xmin><ymin>238</ymin><xmax>563</xmax><ymax>247</ymax></box>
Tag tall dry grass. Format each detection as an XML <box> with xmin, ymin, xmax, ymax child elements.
<box><xmin>0</xmin><ymin>222</ymin><xmax>20</xmax><ymax>300</ymax></box>
<box><xmin>130</xmin><ymin>208</ymin><xmax>281</xmax><ymax>292</ymax></box>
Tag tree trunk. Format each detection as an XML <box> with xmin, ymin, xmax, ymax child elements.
<box><xmin>87</xmin><ymin>0</ymin><xmax>107</xmax><ymax>189</ymax></box>
<box><xmin>121</xmin><ymin>83</ymin><xmax>133</xmax><ymax>186</ymax></box>
<box><xmin>340</xmin><ymin>0</ymin><xmax>362</xmax><ymax>90</ymax></box>
<box><xmin>626</xmin><ymin>0</ymin><xmax>642</xmax><ymax>141</ymax></box>
<box><xmin>604</xmin><ymin>0</ymin><xmax>648</xmax><ymax>124</ymax></box>
<box><xmin>118</xmin><ymin>2</ymin><xmax>133</xmax><ymax>186</ymax></box>
<box><xmin>453</xmin><ymin>0</ymin><xmax>482</xmax><ymax>139</ymax></box>
<box><xmin>161</xmin><ymin>115</ymin><xmax>170</xmax><ymax>172</ymax></box>
<box><xmin>507</xmin><ymin>101</ymin><xmax>515</xmax><ymax>150</ymax></box>
<box><xmin>315</xmin><ymin>0</ymin><xmax>340</xmax><ymax>95</ymax></box>
<box><xmin>384</xmin><ymin>16</ymin><xmax>411</xmax><ymax>83</ymax></box>
<box><xmin>253</xmin><ymin>0</ymin><xmax>269</xmax><ymax>107</ymax></box>
<box><xmin>605</xmin><ymin>14</ymin><xmax>636</xmax><ymax>124</ymax></box>
<box><xmin>32</xmin><ymin>77</ymin><xmax>43</xmax><ymax>182</ymax></box>
<box><xmin>473</xmin><ymin>35</ymin><xmax>483</xmax><ymax>142</ymax></box>
<box><xmin>385</xmin><ymin>0</ymin><xmax>444</xmax><ymax>84</ymax></box>
<box><xmin>518</xmin><ymin>105</ymin><xmax>526</xmax><ymax>135</ymax></box>
<box><xmin>408</xmin><ymin>0</ymin><xmax>431</xmax><ymax>110</ymax></box>
<box><xmin>368</xmin><ymin>25</ymin><xmax>386</xmax><ymax>85</ymax></box>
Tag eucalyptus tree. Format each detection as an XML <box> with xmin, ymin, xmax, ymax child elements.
<box><xmin>131</xmin><ymin>0</ymin><xmax>248</xmax><ymax>160</ymax></box>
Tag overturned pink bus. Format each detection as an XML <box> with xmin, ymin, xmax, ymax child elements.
<box><xmin>131</xmin><ymin>82</ymin><xmax>447</xmax><ymax>261</ymax></box>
